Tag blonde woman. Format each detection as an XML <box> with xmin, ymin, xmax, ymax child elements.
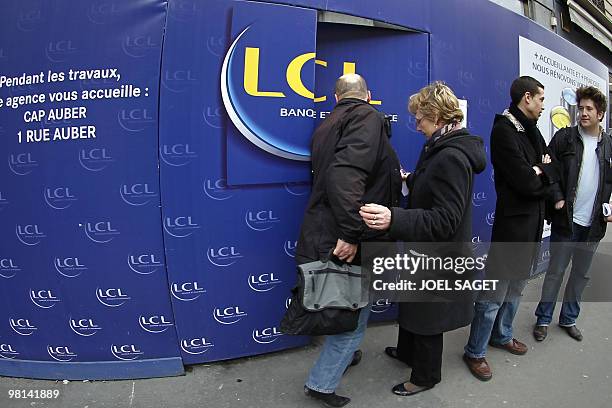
<box><xmin>360</xmin><ymin>82</ymin><xmax>486</xmax><ymax>396</ymax></box>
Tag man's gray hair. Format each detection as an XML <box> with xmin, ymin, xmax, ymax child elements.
<box><xmin>334</xmin><ymin>74</ymin><xmax>368</xmax><ymax>101</ymax></box>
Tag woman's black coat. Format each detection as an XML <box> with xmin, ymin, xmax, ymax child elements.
<box><xmin>388</xmin><ymin>129</ymin><xmax>487</xmax><ymax>335</ymax></box>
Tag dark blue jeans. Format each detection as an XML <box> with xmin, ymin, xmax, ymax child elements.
<box><xmin>535</xmin><ymin>223</ymin><xmax>598</xmax><ymax>326</ymax></box>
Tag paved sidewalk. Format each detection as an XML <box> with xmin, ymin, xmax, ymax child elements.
<box><xmin>1</xmin><ymin>297</ymin><xmax>611</xmax><ymax>408</ymax></box>
<box><xmin>2</xmin><ymin>235</ymin><xmax>612</xmax><ymax>408</ymax></box>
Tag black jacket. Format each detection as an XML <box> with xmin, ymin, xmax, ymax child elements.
<box><xmin>388</xmin><ymin>128</ymin><xmax>487</xmax><ymax>335</ymax></box>
<box><xmin>547</xmin><ymin>125</ymin><xmax>612</xmax><ymax>241</ymax></box>
<box><xmin>486</xmin><ymin>104</ymin><xmax>559</xmax><ymax>280</ymax></box>
<box><xmin>296</xmin><ymin>98</ymin><xmax>402</xmax><ymax>263</ymax></box>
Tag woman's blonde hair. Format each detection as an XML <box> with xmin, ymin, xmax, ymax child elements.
<box><xmin>408</xmin><ymin>81</ymin><xmax>464</xmax><ymax>125</ymax></box>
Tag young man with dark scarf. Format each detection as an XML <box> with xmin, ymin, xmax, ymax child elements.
<box><xmin>463</xmin><ymin>76</ymin><xmax>558</xmax><ymax>381</ymax></box>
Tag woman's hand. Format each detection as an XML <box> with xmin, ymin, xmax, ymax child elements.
<box><xmin>359</xmin><ymin>203</ymin><xmax>391</xmax><ymax>230</ymax></box>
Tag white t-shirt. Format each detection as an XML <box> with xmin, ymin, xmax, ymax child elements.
<box><xmin>573</xmin><ymin>127</ymin><xmax>600</xmax><ymax>227</ymax></box>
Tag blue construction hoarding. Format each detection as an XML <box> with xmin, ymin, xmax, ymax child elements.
<box><xmin>0</xmin><ymin>0</ymin><xmax>608</xmax><ymax>379</ymax></box>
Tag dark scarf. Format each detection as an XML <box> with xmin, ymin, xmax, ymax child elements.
<box><xmin>509</xmin><ymin>103</ymin><xmax>544</xmax><ymax>158</ymax></box>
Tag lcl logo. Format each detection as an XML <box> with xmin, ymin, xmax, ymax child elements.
<box><xmin>44</xmin><ymin>187</ymin><xmax>77</xmax><ymax>210</ymax></box>
<box><xmin>213</xmin><ymin>306</ymin><xmax>247</xmax><ymax>325</ymax></box>
<box><xmin>486</xmin><ymin>212</ymin><xmax>495</xmax><ymax>226</ymax></box>
<box><xmin>79</xmin><ymin>147</ymin><xmax>114</xmax><ymax>172</ymax></box>
<box><xmin>87</xmin><ymin>1</ymin><xmax>121</xmax><ymax>24</ymax></box>
<box><xmin>233</xmin><ymin>45</ymin><xmax>381</xmax><ymax>105</ymax></box>
<box><xmin>162</xmin><ymin>69</ymin><xmax>197</xmax><ymax>93</ymax></box>
<box><xmin>0</xmin><ymin>259</ymin><xmax>18</xmax><ymax>268</ymax></box>
<box><xmin>164</xmin><ymin>216</ymin><xmax>200</xmax><ymax>238</ymax></box>
<box><xmin>120</xmin><ymin>183</ymin><xmax>157</xmax><ymax>206</ymax></box>
<box><xmin>160</xmin><ymin>144</ymin><xmax>197</xmax><ymax>167</ymax></box>
<box><xmin>84</xmin><ymin>221</ymin><xmax>120</xmax><ymax>243</ymax></box>
<box><xmin>54</xmin><ymin>257</ymin><xmax>87</xmax><ymax>278</ymax></box>
<box><xmin>96</xmin><ymin>288</ymin><xmax>130</xmax><ymax>308</ymax></box>
<box><xmin>207</xmin><ymin>246</ymin><xmax>242</xmax><ymax>267</ymax></box>
<box><xmin>128</xmin><ymin>253</ymin><xmax>163</xmax><ymax>275</ymax></box>
<box><xmin>16</xmin><ymin>224</ymin><xmax>45</xmax><ymax>243</ymax></box>
<box><xmin>169</xmin><ymin>0</ymin><xmax>198</xmax><ymax>22</ymax></box>
<box><xmin>371</xmin><ymin>298</ymin><xmax>392</xmax><ymax>314</ymax></box>
<box><xmin>0</xmin><ymin>258</ymin><xmax>20</xmax><ymax>278</ymax></box>
<box><xmin>122</xmin><ymin>35</ymin><xmax>158</xmax><ymax>58</ymax></box>
<box><xmin>8</xmin><ymin>153</ymin><xmax>38</xmax><ymax>175</ymax></box>
<box><xmin>252</xmin><ymin>327</ymin><xmax>283</xmax><ymax>344</ymax></box>
<box><xmin>30</xmin><ymin>289</ymin><xmax>61</xmax><ymax>309</ymax></box>
<box><xmin>117</xmin><ymin>108</ymin><xmax>155</xmax><ymax>132</ymax></box>
<box><xmin>111</xmin><ymin>344</ymin><xmax>143</xmax><ymax>361</ymax></box>
<box><xmin>10</xmin><ymin>318</ymin><xmax>37</xmax><ymax>336</ymax></box>
<box><xmin>47</xmin><ymin>345</ymin><xmax>77</xmax><ymax>362</ymax></box>
<box><xmin>248</xmin><ymin>273</ymin><xmax>281</xmax><ymax>293</ymax></box>
<box><xmin>284</xmin><ymin>240</ymin><xmax>297</xmax><ymax>258</ymax></box>
<box><xmin>69</xmin><ymin>318</ymin><xmax>102</xmax><ymax>337</ymax></box>
<box><xmin>180</xmin><ymin>337</ymin><xmax>214</xmax><ymax>355</ymax></box>
<box><xmin>0</xmin><ymin>344</ymin><xmax>19</xmax><ymax>359</ymax></box>
<box><xmin>46</xmin><ymin>40</ymin><xmax>77</xmax><ymax>62</ymax></box>
<box><xmin>171</xmin><ymin>281</ymin><xmax>206</xmax><ymax>301</ymax></box>
<box><xmin>472</xmin><ymin>192</ymin><xmax>487</xmax><ymax>207</ymax></box>
<box><xmin>139</xmin><ymin>315</ymin><xmax>173</xmax><ymax>333</ymax></box>
<box><xmin>203</xmin><ymin>178</ymin><xmax>234</xmax><ymax>201</ymax></box>
<box><xmin>245</xmin><ymin>210</ymin><xmax>280</xmax><ymax>231</ymax></box>
<box><xmin>202</xmin><ymin>106</ymin><xmax>222</xmax><ymax>128</ymax></box>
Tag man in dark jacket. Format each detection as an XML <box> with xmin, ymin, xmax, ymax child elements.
<box><xmin>464</xmin><ymin>76</ymin><xmax>558</xmax><ymax>381</ymax></box>
<box><xmin>298</xmin><ymin>74</ymin><xmax>401</xmax><ymax>407</ymax></box>
<box><xmin>534</xmin><ymin>86</ymin><xmax>612</xmax><ymax>342</ymax></box>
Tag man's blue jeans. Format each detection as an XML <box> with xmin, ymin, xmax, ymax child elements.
<box><xmin>464</xmin><ymin>279</ymin><xmax>527</xmax><ymax>359</ymax></box>
<box><xmin>535</xmin><ymin>224</ymin><xmax>598</xmax><ymax>327</ymax></box>
<box><xmin>305</xmin><ymin>306</ymin><xmax>370</xmax><ymax>393</ymax></box>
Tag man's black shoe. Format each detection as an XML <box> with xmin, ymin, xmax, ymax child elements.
<box><xmin>533</xmin><ymin>325</ymin><xmax>547</xmax><ymax>341</ymax></box>
<box><xmin>561</xmin><ymin>325</ymin><xmax>583</xmax><ymax>341</ymax></box>
<box><xmin>350</xmin><ymin>350</ymin><xmax>362</xmax><ymax>367</ymax></box>
<box><xmin>304</xmin><ymin>386</ymin><xmax>350</xmax><ymax>407</ymax></box>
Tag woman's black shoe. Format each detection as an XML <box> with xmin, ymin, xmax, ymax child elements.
<box><xmin>304</xmin><ymin>386</ymin><xmax>351</xmax><ymax>407</ymax></box>
<box><xmin>391</xmin><ymin>382</ymin><xmax>433</xmax><ymax>396</ymax></box>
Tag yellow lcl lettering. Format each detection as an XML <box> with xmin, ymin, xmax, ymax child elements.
<box><xmin>244</xmin><ymin>47</ymin><xmax>285</xmax><ymax>97</ymax></box>
<box><xmin>286</xmin><ymin>53</ymin><xmax>327</xmax><ymax>102</ymax></box>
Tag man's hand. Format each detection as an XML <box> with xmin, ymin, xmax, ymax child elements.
<box><xmin>533</xmin><ymin>154</ymin><xmax>551</xmax><ymax>176</ymax></box>
<box><xmin>333</xmin><ymin>239</ymin><xmax>358</xmax><ymax>263</ymax></box>
<box><xmin>555</xmin><ymin>200</ymin><xmax>565</xmax><ymax>210</ymax></box>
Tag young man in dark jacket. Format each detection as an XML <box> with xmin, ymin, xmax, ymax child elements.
<box><xmin>297</xmin><ymin>74</ymin><xmax>402</xmax><ymax>407</ymax></box>
<box><xmin>464</xmin><ymin>76</ymin><xmax>558</xmax><ymax>381</ymax></box>
<box><xmin>534</xmin><ymin>86</ymin><xmax>612</xmax><ymax>342</ymax></box>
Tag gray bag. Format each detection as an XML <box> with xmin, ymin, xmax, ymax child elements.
<box><xmin>299</xmin><ymin>258</ymin><xmax>369</xmax><ymax>311</ymax></box>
